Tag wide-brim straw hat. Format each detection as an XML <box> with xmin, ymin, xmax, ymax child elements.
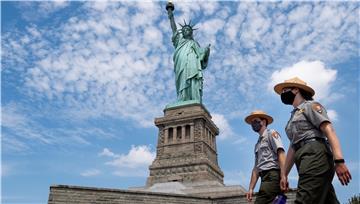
<box><xmin>245</xmin><ymin>110</ymin><xmax>273</xmax><ymax>125</ymax></box>
<box><xmin>274</xmin><ymin>77</ymin><xmax>315</xmax><ymax>96</ymax></box>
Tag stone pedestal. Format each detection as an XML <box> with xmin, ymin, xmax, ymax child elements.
<box><xmin>146</xmin><ymin>103</ymin><xmax>224</xmax><ymax>187</ymax></box>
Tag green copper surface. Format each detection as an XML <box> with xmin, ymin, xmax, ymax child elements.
<box><xmin>166</xmin><ymin>2</ymin><xmax>210</xmax><ymax>105</ymax></box>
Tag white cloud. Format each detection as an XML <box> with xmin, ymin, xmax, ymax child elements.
<box><xmin>2</xmin><ymin>103</ymin><xmax>28</xmax><ymax>128</ymax></box>
<box><xmin>15</xmin><ymin>1</ymin><xmax>70</xmax><ymax>22</ymax></box>
<box><xmin>212</xmin><ymin>113</ymin><xmax>235</xmax><ymax>140</ymax></box>
<box><xmin>101</xmin><ymin>145</ymin><xmax>155</xmax><ymax>177</ymax></box>
<box><xmin>106</xmin><ymin>145</ymin><xmax>155</xmax><ymax>168</ymax></box>
<box><xmin>2</xmin><ymin>1</ymin><xmax>358</xmax><ymax>129</ymax></box>
<box><xmin>39</xmin><ymin>1</ymin><xmax>69</xmax><ymax>13</ymax></box>
<box><xmin>233</xmin><ymin>137</ymin><xmax>247</xmax><ymax>145</ymax></box>
<box><xmin>327</xmin><ymin>109</ymin><xmax>338</xmax><ymax>122</ymax></box>
<box><xmin>198</xmin><ymin>18</ymin><xmax>225</xmax><ymax>48</ymax></box>
<box><xmin>80</xmin><ymin>169</ymin><xmax>101</xmax><ymax>177</ymax></box>
<box><xmin>2</xmin><ymin>103</ymin><xmax>54</xmax><ymax>146</ymax></box>
<box><xmin>99</xmin><ymin>148</ymin><xmax>118</xmax><ymax>158</ymax></box>
<box><xmin>2</xmin><ymin>135</ymin><xmax>30</xmax><ymax>153</ymax></box>
<box><xmin>269</xmin><ymin>60</ymin><xmax>338</xmax><ymax>102</ymax></box>
<box><xmin>1</xmin><ymin>103</ymin><xmax>116</xmax><ymax>153</ymax></box>
<box><xmin>287</xmin><ymin>4</ymin><xmax>312</xmax><ymax>23</ymax></box>
<box><xmin>9</xmin><ymin>1</ymin><xmax>171</xmax><ymax>128</ymax></box>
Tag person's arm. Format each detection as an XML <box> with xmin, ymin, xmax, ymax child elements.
<box><xmin>320</xmin><ymin>121</ymin><xmax>352</xmax><ymax>185</ymax></box>
<box><xmin>280</xmin><ymin>146</ymin><xmax>295</xmax><ymax>191</ymax></box>
<box><xmin>246</xmin><ymin>167</ymin><xmax>259</xmax><ymax>202</ymax></box>
<box><xmin>277</xmin><ymin>148</ymin><xmax>286</xmax><ymax>187</ymax></box>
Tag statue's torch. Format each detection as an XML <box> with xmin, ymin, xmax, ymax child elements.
<box><xmin>166</xmin><ymin>1</ymin><xmax>175</xmax><ymax>13</ymax></box>
<box><xmin>166</xmin><ymin>1</ymin><xmax>177</xmax><ymax>34</ymax></box>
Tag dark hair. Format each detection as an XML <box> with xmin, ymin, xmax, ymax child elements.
<box><xmin>299</xmin><ymin>89</ymin><xmax>314</xmax><ymax>101</ymax></box>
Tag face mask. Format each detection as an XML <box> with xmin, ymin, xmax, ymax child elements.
<box><xmin>251</xmin><ymin>121</ymin><xmax>262</xmax><ymax>132</ymax></box>
<box><xmin>281</xmin><ymin>90</ymin><xmax>296</xmax><ymax>105</ymax></box>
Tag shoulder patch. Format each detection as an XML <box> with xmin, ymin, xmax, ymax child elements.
<box><xmin>312</xmin><ymin>102</ymin><xmax>324</xmax><ymax>114</ymax></box>
<box><xmin>271</xmin><ymin>131</ymin><xmax>280</xmax><ymax>139</ymax></box>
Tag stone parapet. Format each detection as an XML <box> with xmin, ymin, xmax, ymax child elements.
<box><xmin>48</xmin><ymin>185</ymin><xmax>297</xmax><ymax>204</ymax></box>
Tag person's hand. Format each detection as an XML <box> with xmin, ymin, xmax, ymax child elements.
<box><xmin>280</xmin><ymin>174</ymin><xmax>289</xmax><ymax>192</ymax></box>
<box><xmin>335</xmin><ymin>163</ymin><xmax>352</xmax><ymax>185</ymax></box>
<box><xmin>246</xmin><ymin>189</ymin><xmax>253</xmax><ymax>202</ymax></box>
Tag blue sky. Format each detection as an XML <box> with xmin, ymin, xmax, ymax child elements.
<box><xmin>1</xmin><ymin>1</ymin><xmax>359</xmax><ymax>203</ymax></box>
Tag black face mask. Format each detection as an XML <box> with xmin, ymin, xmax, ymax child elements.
<box><xmin>251</xmin><ymin>121</ymin><xmax>262</xmax><ymax>132</ymax></box>
<box><xmin>281</xmin><ymin>90</ymin><xmax>296</xmax><ymax>105</ymax></box>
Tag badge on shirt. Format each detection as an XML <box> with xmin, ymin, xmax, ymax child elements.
<box><xmin>271</xmin><ymin>131</ymin><xmax>280</xmax><ymax>139</ymax></box>
<box><xmin>297</xmin><ymin>108</ymin><xmax>305</xmax><ymax>114</ymax></box>
<box><xmin>312</xmin><ymin>102</ymin><xmax>324</xmax><ymax>114</ymax></box>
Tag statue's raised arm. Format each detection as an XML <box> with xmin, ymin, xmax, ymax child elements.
<box><xmin>166</xmin><ymin>1</ymin><xmax>177</xmax><ymax>34</ymax></box>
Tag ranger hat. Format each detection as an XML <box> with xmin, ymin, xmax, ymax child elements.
<box><xmin>245</xmin><ymin>110</ymin><xmax>273</xmax><ymax>125</ymax></box>
<box><xmin>274</xmin><ymin>77</ymin><xmax>315</xmax><ymax>96</ymax></box>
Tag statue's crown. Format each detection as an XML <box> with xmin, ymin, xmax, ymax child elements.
<box><xmin>179</xmin><ymin>19</ymin><xmax>197</xmax><ymax>31</ymax></box>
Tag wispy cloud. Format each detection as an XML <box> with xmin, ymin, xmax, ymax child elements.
<box><xmin>233</xmin><ymin>137</ymin><xmax>247</xmax><ymax>145</ymax></box>
<box><xmin>1</xmin><ymin>103</ymin><xmax>116</xmax><ymax>153</ymax></box>
<box><xmin>1</xmin><ymin>2</ymin><xmax>358</xmax><ymax>203</ymax></box>
<box><xmin>2</xmin><ymin>103</ymin><xmax>55</xmax><ymax>147</ymax></box>
<box><xmin>2</xmin><ymin>1</ymin><xmax>358</xmax><ymax>142</ymax></box>
<box><xmin>80</xmin><ymin>169</ymin><xmax>101</xmax><ymax>177</ymax></box>
<box><xmin>15</xmin><ymin>1</ymin><xmax>70</xmax><ymax>22</ymax></box>
<box><xmin>327</xmin><ymin>109</ymin><xmax>338</xmax><ymax>122</ymax></box>
<box><xmin>99</xmin><ymin>148</ymin><xmax>117</xmax><ymax>158</ymax></box>
<box><xmin>212</xmin><ymin>113</ymin><xmax>235</xmax><ymax>140</ymax></box>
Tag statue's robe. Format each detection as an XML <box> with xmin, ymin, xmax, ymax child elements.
<box><xmin>172</xmin><ymin>30</ymin><xmax>210</xmax><ymax>102</ymax></box>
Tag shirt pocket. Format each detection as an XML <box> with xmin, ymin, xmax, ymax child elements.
<box><xmin>295</xmin><ymin>120</ymin><xmax>313</xmax><ymax>131</ymax></box>
<box><xmin>285</xmin><ymin>124</ymin><xmax>292</xmax><ymax>140</ymax></box>
<box><xmin>259</xmin><ymin>142</ymin><xmax>270</xmax><ymax>154</ymax></box>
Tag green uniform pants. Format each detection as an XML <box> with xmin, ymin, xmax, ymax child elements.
<box><xmin>255</xmin><ymin>170</ymin><xmax>281</xmax><ymax>204</ymax></box>
<box><xmin>294</xmin><ymin>140</ymin><xmax>339</xmax><ymax>204</ymax></box>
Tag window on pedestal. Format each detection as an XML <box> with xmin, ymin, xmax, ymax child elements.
<box><xmin>176</xmin><ymin>126</ymin><xmax>182</xmax><ymax>140</ymax></box>
<box><xmin>207</xmin><ymin>129</ymin><xmax>211</xmax><ymax>145</ymax></box>
<box><xmin>185</xmin><ymin>125</ymin><xmax>190</xmax><ymax>140</ymax></box>
<box><xmin>212</xmin><ymin>135</ymin><xmax>215</xmax><ymax>148</ymax></box>
<box><xmin>168</xmin><ymin>128</ymin><xmax>173</xmax><ymax>143</ymax></box>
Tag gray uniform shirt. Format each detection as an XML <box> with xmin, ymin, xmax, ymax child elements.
<box><xmin>254</xmin><ymin>129</ymin><xmax>284</xmax><ymax>172</ymax></box>
<box><xmin>285</xmin><ymin>100</ymin><xmax>330</xmax><ymax>146</ymax></box>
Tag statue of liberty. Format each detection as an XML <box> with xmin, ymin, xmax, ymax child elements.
<box><xmin>166</xmin><ymin>2</ymin><xmax>210</xmax><ymax>106</ymax></box>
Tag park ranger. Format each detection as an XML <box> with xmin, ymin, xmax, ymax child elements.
<box><xmin>274</xmin><ymin>77</ymin><xmax>351</xmax><ymax>204</ymax></box>
<box><xmin>245</xmin><ymin>110</ymin><xmax>286</xmax><ymax>204</ymax></box>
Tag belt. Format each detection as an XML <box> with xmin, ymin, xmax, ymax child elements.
<box><xmin>292</xmin><ymin>137</ymin><xmax>326</xmax><ymax>151</ymax></box>
<box><xmin>259</xmin><ymin>169</ymin><xmax>279</xmax><ymax>177</ymax></box>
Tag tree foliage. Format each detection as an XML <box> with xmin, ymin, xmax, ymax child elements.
<box><xmin>347</xmin><ymin>194</ymin><xmax>360</xmax><ymax>204</ymax></box>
